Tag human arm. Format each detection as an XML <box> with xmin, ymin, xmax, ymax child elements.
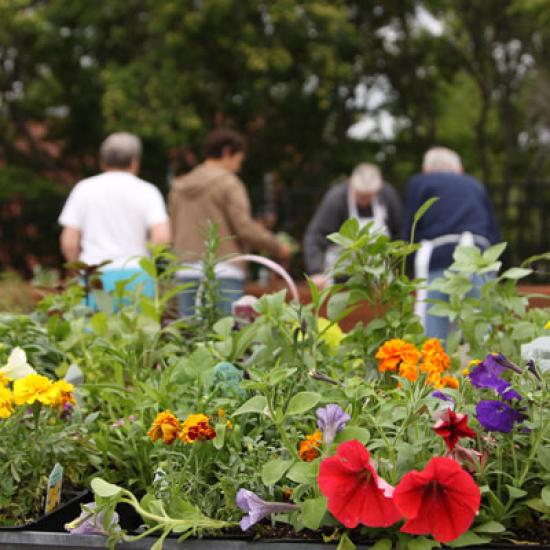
<box><xmin>147</xmin><ymin>187</ymin><xmax>170</xmax><ymax>245</ymax></box>
<box><xmin>149</xmin><ymin>221</ymin><xmax>171</xmax><ymax>244</ymax></box>
<box><xmin>60</xmin><ymin>226</ymin><xmax>81</xmax><ymax>262</ymax></box>
<box><xmin>225</xmin><ymin>179</ymin><xmax>288</xmax><ymax>257</ymax></box>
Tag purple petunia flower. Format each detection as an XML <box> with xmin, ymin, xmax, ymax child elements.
<box><xmin>500</xmin><ymin>387</ymin><xmax>523</xmax><ymax>402</ymax></box>
<box><xmin>236</xmin><ymin>489</ymin><xmax>298</xmax><ymax>531</ymax></box>
<box><xmin>475</xmin><ymin>400</ymin><xmax>528</xmax><ymax>433</ymax></box>
<box><xmin>431</xmin><ymin>391</ymin><xmax>455</xmax><ymax>404</ymax></box>
<box><xmin>316</xmin><ymin>404</ymin><xmax>351</xmax><ymax>447</ymax></box>
<box><xmin>469</xmin><ymin>353</ymin><xmax>523</xmax><ymax>401</ymax></box>
<box><xmin>65</xmin><ymin>502</ymin><xmax>120</xmax><ymax>535</ymax></box>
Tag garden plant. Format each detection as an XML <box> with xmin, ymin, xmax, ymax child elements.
<box><xmin>1</xmin><ymin>220</ymin><xmax>550</xmax><ymax>550</ymax></box>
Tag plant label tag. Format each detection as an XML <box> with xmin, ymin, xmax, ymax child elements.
<box><xmin>45</xmin><ymin>463</ymin><xmax>63</xmax><ymax>514</ymax></box>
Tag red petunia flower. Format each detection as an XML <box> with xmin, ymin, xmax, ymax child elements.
<box><xmin>433</xmin><ymin>408</ymin><xmax>476</xmax><ymax>452</ymax></box>
<box><xmin>317</xmin><ymin>439</ymin><xmax>402</xmax><ymax>528</ymax></box>
<box><xmin>393</xmin><ymin>456</ymin><xmax>481</xmax><ymax>543</ymax></box>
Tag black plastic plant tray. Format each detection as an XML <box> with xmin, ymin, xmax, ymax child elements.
<box><xmin>0</xmin><ymin>532</ymin><xmax>548</xmax><ymax>550</ymax></box>
<box><xmin>0</xmin><ymin>491</ymin><xmax>91</xmax><ymax>533</ymax></box>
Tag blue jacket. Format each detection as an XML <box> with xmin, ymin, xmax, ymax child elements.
<box><xmin>403</xmin><ymin>172</ymin><xmax>500</xmax><ymax>271</ymax></box>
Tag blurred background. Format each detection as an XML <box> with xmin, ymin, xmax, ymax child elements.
<box><xmin>2</xmin><ymin>0</ymin><xmax>550</xmax><ymax>285</ymax></box>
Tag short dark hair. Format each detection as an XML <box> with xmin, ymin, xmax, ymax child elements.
<box><xmin>202</xmin><ymin>128</ymin><xmax>245</xmax><ymax>159</ymax></box>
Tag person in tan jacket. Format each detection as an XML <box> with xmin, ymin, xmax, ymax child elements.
<box><xmin>169</xmin><ymin>128</ymin><xmax>291</xmax><ymax>316</ymax></box>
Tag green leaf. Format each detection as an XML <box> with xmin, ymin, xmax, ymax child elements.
<box><xmin>285</xmin><ymin>392</ymin><xmax>322</xmax><ymax>416</ymax></box>
<box><xmin>541</xmin><ymin>486</ymin><xmax>550</xmax><ymax>507</ymax></box>
<box><xmin>327</xmin><ymin>292</ymin><xmax>350</xmax><ymax>321</ymax></box>
<box><xmin>413</xmin><ymin>197</ymin><xmax>439</xmax><ymax>224</ymax></box>
<box><xmin>539</xmin><ymin>446</ymin><xmax>550</xmax><ymax>472</ymax></box>
<box><xmin>334</xmin><ymin>426</ymin><xmax>370</xmax><ymax>445</ymax></box>
<box><xmin>527</xmin><ymin>498</ymin><xmax>550</xmax><ymax>514</ymax></box>
<box><xmin>370</xmin><ymin>539</ymin><xmax>393</xmax><ymax>550</ymax></box>
<box><xmin>300</xmin><ymin>496</ymin><xmax>327</xmax><ymax>530</ymax></box>
<box><xmin>507</xmin><ymin>485</ymin><xmax>527</xmax><ymax>499</ymax></box>
<box><xmin>286</xmin><ymin>461</ymin><xmax>317</xmax><ymax>484</ymax></box>
<box><xmin>91</xmin><ymin>478</ymin><xmax>122</xmax><ymax>498</ymax></box>
<box><xmin>482</xmin><ymin>242</ymin><xmax>507</xmax><ymax>263</ymax></box>
<box><xmin>447</xmin><ymin>531</ymin><xmax>490</xmax><ymax>547</ymax></box>
<box><xmin>337</xmin><ymin>532</ymin><xmax>356</xmax><ymax>550</ymax></box>
<box><xmin>261</xmin><ymin>458</ymin><xmax>291</xmax><ymax>486</ymax></box>
<box><xmin>90</xmin><ymin>312</ymin><xmax>108</xmax><ymax>335</ymax></box>
<box><xmin>232</xmin><ymin>396</ymin><xmax>267</xmax><ymax>416</ymax></box>
<box><xmin>511</xmin><ymin>322</ymin><xmax>535</xmax><ymax>341</ymax></box>
<box><xmin>213</xmin><ymin>422</ymin><xmax>226</xmax><ymax>450</ymax></box>
<box><xmin>473</xmin><ymin>521</ymin><xmax>506</xmax><ymax>533</ymax></box>
<box><xmin>213</xmin><ymin>317</ymin><xmax>234</xmax><ymax>338</ymax></box>
<box><xmin>407</xmin><ymin>536</ymin><xmax>441</xmax><ymax>550</ymax></box>
<box><xmin>139</xmin><ymin>257</ymin><xmax>157</xmax><ymax>278</ymax></box>
<box><xmin>500</xmin><ymin>267</ymin><xmax>532</xmax><ymax>280</ymax></box>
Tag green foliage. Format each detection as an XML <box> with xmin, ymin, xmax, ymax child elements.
<box><xmin>427</xmin><ymin>243</ymin><xmax>550</xmax><ymax>357</ymax></box>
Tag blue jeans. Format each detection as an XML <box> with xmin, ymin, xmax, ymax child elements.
<box><xmin>426</xmin><ymin>269</ymin><xmax>484</xmax><ymax>342</ymax></box>
<box><xmin>177</xmin><ymin>278</ymin><xmax>244</xmax><ymax>317</ymax></box>
<box><xmin>86</xmin><ymin>268</ymin><xmax>155</xmax><ymax>309</ymax></box>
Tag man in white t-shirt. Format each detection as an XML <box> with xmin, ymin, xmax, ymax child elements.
<box><xmin>59</xmin><ymin>132</ymin><xmax>170</xmax><ymax>304</ymax></box>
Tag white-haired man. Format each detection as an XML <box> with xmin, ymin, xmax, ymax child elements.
<box><xmin>59</xmin><ymin>132</ymin><xmax>170</xmax><ymax>304</ymax></box>
<box><xmin>304</xmin><ymin>163</ymin><xmax>403</xmax><ymax>288</ymax></box>
<box><xmin>404</xmin><ymin>146</ymin><xmax>500</xmax><ymax>341</ymax></box>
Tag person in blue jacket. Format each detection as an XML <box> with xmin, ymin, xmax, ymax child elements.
<box><xmin>404</xmin><ymin>146</ymin><xmax>500</xmax><ymax>341</ymax></box>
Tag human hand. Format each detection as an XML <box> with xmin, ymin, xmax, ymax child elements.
<box><xmin>277</xmin><ymin>242</ymin><xmax>293</xmax><ymax>260</ymax></box>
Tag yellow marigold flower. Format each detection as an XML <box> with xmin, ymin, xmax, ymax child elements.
<box><xmin>376</xmin><ymin>339</ymin><xmax>421</xmax><ymax>373</ymax></box>
<box><xmin>13</xmin><ymin>373</ymin><xmax>53</xmax><ymax>406</ymax></box>
<box><xmin>420</xmin><ymin>338</ymin><xmax>450</xmax><ymax>374</ymax></box>
<box><xmin>440</xmin><ymin>375</ymin><xmax>459</xmax><ymax>389</ymax></box>
<box><xmin>462</xmin><ymin>368</ymin><xmax>470</xmax><ymax>377</ymax></box>
<box><xmin>317</xmin><ymin>318</ymin><xmax>345</xmax><ymax>353</ymax></box>
<box><xmin>44</xmin><ymin>380</ymin><xmax>76</xmax><ymax>408</ymax></box>
<box><xmin>0</xmin><ymin>373</ymin><xmax>9</xmax><ymax>387</ymax></box>
<box><xmin>299</xmin><ymin>430</ymin><xmax>322</xmax><ymax>462</ymax></box>
<box><xmin>147</xmin><ymin>411</ymin><xmax>181</xmax><ymax>444</ymax></box>
<box><xmin>468</xmin><ymin>359</ymin><xmax>481</xmax><ymax>368</ymax></box>
<box><xmin>226</xmin><ymin>420</ymin><xmax>233</xmax><ymax>430</ymax></box>
<box><xmin>217</xmin><ymin>408</ymin><xmax>225</xmax><ymax>418</ymax></box>
<box><xmin>179</xmin><ymin>413</ymin><xmax>216</xmax><ymax>444</ymax></box>
<box><xmin>545</xmin><ymin>321</ymin><xmax>550</xmax><ymax>330</ymax></box>
<box><xmin>0</xmin><ymin>386</ymin><xmax>14</xmax><ymax>419</ymax></box>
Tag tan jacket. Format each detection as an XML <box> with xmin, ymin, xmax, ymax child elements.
<box><xmin>168</xmin><ymin>163</ymin><xmax>282</xmax><ymax>266</ymax></box>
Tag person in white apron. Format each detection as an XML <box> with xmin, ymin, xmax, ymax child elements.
<box><xmin>304</xmin><ymin>163</ymin><xmax>403</xmax><ymax>288</ymax></box>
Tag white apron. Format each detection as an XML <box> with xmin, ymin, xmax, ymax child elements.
<box><xmin>414</xmin><ymin>231</ymin><xmax>491</xmax><ymax>327</ymax></box>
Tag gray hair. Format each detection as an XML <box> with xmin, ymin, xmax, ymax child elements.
<box><xmin>422</xmin><ymin>146</ymin><xmax>463</xmax><ymax>174</ymax></box>
<box><xmin>350</xmin><ymin>163</ymin><xmax>383</xmax><ymax>194</ymax></box>
<box><xmin>99</xmin><ymin>132</ymin><xmax>142</xmax><ymax>169</ymax></box>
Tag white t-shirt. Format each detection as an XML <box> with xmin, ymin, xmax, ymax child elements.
<box><xmin>59</xmin><ymin>171</ymin><xmax>168</xmax><ymax>269</ymax></box>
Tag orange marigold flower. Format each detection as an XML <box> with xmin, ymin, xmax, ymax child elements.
<box><xmin>376</xmin><ymin>339</ymin><xmax>421</xmax><ymax>373</ymax></box>
<box><xmin>440</xmin><ymin>375</ymin><xmax>459</xmax><ymax>389</ymax></box>
<box><xmin>299</xmin><ymin>430</ymin><xmax>322</xmax><ymax>462</ymax></box>
<box><xmin>180</xmin><ymin>413</ymin><xmax>216</xmax><ymax>444</ymax></box>
<box><xmin>420</xmin><ymin>338</ymin><xmax>450</xmax><ymax>374</ymax></box>
<box><xmin>398</xmin><ymin>363</ymin><xmax>419</xmax><ymax>382</ymax></box>
<box><xmin>147</xmin><ymin>411</ymin><xmax>181</xmax><ymax>444</ymax></box>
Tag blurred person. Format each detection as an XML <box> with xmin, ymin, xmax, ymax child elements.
<box><xmin>303</xmin><ymin>163</ymin><xmax>403</xmax><ymax>288</ymax></box>
<box><xmin>404</xmin><ymin>146</ymin><xmax>500</xmax><ymax>341</ymax></box>
<box><xmin>169</xmin><ymin>128</ymin><xmax>291</xmax><ymax>316</ymax></box>
<box><xmin>59</xmin><ymin>132</ymin><xmax>170</xmax><ymax>302</ymax></box>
